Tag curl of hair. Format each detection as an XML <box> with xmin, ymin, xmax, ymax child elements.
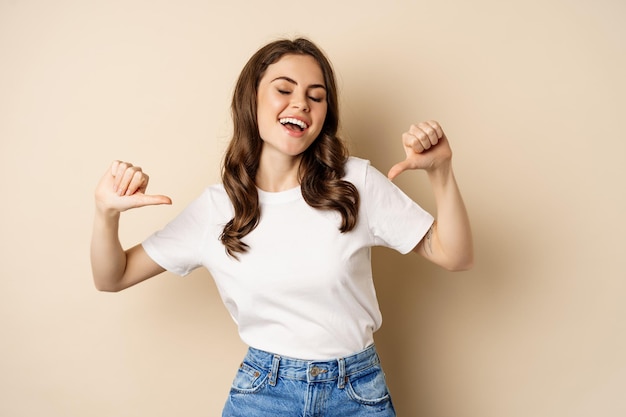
<box><xmin>220</xmin><ymin>38</ymin><xmax>359</xmax><ymax>259</ymax></box>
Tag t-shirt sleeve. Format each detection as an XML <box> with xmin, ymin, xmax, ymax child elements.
<box><xmin>362</xmin><ymin>162</ymin><xmax>434</xmax><ymax>254</ymax></box>
<box><xmin>141</xmin><ymin>190</ymin><xmax>210</xmax><ymax>276</ymax></box>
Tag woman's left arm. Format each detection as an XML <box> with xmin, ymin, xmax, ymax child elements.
<box><xmin>388</xmin><ymin>120</ymin><xmax>474</xmax><ymax>271</ymax></box>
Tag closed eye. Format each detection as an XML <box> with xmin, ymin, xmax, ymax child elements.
<box><xmin>276</xmin><ymin>87</ymin><xmax>324</xmax><ymax>103</ymax></box>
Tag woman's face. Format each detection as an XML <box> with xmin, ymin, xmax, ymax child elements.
<box><xmin>256</xmin><ymin>54</ymin><xmax>328</xmax><ymax>161</ymax></box>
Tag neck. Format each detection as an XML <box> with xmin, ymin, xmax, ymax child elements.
<box><xmin>256</xmin><ymin>152</ymin><xmax>302</xmax><ymax>192</ymax></box>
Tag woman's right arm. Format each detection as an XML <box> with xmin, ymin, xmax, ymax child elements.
<box><xmin>90</xmin><ymin>161</ymin><xmax>172</xmax><ymax>292</ymax></box>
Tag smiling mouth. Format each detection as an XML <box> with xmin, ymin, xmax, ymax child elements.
<box><xmin>279</xmin><ymin>118</ymin><xmax>309</xmax><ymax>132</ymax></box>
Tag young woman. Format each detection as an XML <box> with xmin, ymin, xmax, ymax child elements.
<box><xmin>91</xmin><ymin>38</ymin><xmax>473</xmax><ymax>416</ymax></box>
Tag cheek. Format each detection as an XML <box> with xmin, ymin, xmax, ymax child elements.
<box><xmin>262</xmin><ymin>90</ymin><xmax>286</xmax><ymax>109</ymax></box>
<box><xmin>256</xmin><ymin>97</ymin><xmax>278</xmax><ymax>130</ymax></box>
<box><xmin>257</xmin><ymin>88</ymin><xmax>277</xmax><ymax>109</ymax></box>
<box><xmin>315</xmin><ymin>106</ymin><xmax>329</xmax><ymax>132</ymax></box>
<box><xmin>317</xmin><ymin>101</ymin><xmax>328</xmax><ymax>118</ymax></box>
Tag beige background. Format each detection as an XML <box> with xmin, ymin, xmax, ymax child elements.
<box><xmin>1</xmin><ymin>0</ymin><xmax>625</xmax><ymax>416</ymax></box>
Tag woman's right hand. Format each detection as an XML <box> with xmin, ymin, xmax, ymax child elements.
<box><xmin>95</xmin><ymin>160</ymin><xmax>172</xmax><ymax>215</ymax></box>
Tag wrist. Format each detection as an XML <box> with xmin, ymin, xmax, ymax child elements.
<box><xmin>426</xmin><ymin>160</ymin><xmax>454</xmax><ymax>183</ymax></box>
<box><xmin>95</xmin><ymin>202</ymin><xmax>121</xmax><ymax>221</ymax></box>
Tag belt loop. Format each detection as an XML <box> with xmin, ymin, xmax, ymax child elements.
<box><xmin>337</xmin><ymin>357</ymin><xmax>346</xmax><ymax>389</ymax></box>
<box><xmin>269</xmin><ymin>354</ymin><xmax>280</xmax><ymax>386</ymax></box>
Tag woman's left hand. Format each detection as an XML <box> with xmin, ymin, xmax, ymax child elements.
<box><xmin>387</xmin><ymin>120</ymin><xmax>453</xmax><ymax>180</ymax></box>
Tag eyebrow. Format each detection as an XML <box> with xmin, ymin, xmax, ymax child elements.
<box><xmin>271</xmin><ymin>76</ymin><xmax>326</xmax><ymax>90</ymax></box>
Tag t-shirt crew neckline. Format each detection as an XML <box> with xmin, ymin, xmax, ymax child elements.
<box><xmin>256</xmin><ymin>186</ymin><xmax>302</xmax><ymax>204</ymax></box>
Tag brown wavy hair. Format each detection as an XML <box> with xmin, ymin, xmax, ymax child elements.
<box><xmin>219</xmin><ymin>38</ymin><xmax>360</xmax><ymax>258</ymax></box>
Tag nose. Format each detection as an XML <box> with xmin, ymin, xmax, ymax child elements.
<box><xmin>291</xmin><ymin>92</ymin><xmax>310</xmax><ymax>112</ymax></box>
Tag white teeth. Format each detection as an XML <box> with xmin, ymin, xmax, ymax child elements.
<box><xmin>279</xmin><ymin>118</ymin><xmax>308</xmax><ymax>130</ymax></box>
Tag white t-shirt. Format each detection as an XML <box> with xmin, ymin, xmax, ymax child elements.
<box><xmin>142</xmin><ymin>157</ymin><xmax>434</xmax><ymax>359</ymax></box>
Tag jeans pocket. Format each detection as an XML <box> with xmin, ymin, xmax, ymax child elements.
<box><xmin>230</xmin><ymin>361</ymin><xmax>268</xmax><ymax>394</ymax></box>
<box><xmin>345</xmin><ymin>365</ymin><xmax>391</xmax><ymax>406</ymax></box>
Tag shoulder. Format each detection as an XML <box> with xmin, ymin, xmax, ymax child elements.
<box><xmin>344</xmin><ymin>156</ymin><xmax>372</xmax><ymax>184</ymax></box>
<box><xmin>184</xmin><ymin>184</ymin><xmax>227</xmax><ymax>205</ymax></box>
<box><xmin>176</xmin><ymin>184</ymin><xmax>232</xmax><ymax>220</ymax></box>
<box><xmin>201</xmin><ymin>183</ymin><xmax>233</xmax><ymax>212</ymax></box>
<box><xmin>344</xmin><ymin>156</ymin><xmax>371</xmax><ymax>173</ymax></box>
<box><xmin>205</xmin><ymin>183</ymin><xmax>227</xmax><ymax>200</ymax></box>
<box><xmin>344</xmin><ymin>156</ymin><xmax>388</xmax><ymax>190</ymax></box>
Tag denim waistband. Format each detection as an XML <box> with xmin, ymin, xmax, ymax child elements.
<box><xmin>243</xmin><ymin>344</ymin><xmax>380</xmax><ymax>387</ymax></box>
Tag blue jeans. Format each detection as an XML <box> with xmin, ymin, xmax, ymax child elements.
<box><xmin>222</xmin><ymin>344</ymin><xmax>396</xmax><ymax>416</ymax></box>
